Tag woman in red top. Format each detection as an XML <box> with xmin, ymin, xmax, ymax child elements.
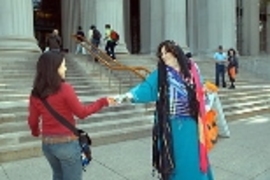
<box><xmin>28</xmin><ymin>51</ymin><xmax>115</xmax><ymax>180</ymax></box>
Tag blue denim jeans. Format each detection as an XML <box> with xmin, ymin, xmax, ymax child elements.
<box><xmin>42</xmin><ymin>140</ymin><xmax>82</xmax><ymax>180</ymax></box>
<box><xmin>215</xmin><ymin>64</ymin><xmax>226</xmax><ymax>87</ymax></box>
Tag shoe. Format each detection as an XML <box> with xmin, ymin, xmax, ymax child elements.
<box><xmin>218</xmin><ymin>134</ymin><xmax>230</xmax><ymax>138</ymax></box>
<box><xmin>228</xmin><ymin>85</ymin><xmax>235</xmax><ymax>89</ymax></box>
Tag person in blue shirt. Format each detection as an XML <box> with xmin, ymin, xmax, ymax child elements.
<box><xmin>213</xmin><ymin>45</ymin><xmax>227</xmax><ymax>87</ymax></box>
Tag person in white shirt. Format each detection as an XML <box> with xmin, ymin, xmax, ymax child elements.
<box><xmin>88</xmin><ymin>27</ymin><xmax>93</xmax><ymax>43</ymax></box>
<box><xmin>213</xmin><ymin>45</ymin><xmax>227</xmax><ymax>87</ymax></box>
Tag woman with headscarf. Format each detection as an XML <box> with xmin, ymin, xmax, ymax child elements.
<box><xmin>117</xmin><ymin>40</ymin><xmax>214</xmax><ymax>179</ymax></box>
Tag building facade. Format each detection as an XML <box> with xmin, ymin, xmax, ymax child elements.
<box><xmin>0</xmin><ymin>0</ymin><xmax>269</xmax><ymax>55</ymax></box>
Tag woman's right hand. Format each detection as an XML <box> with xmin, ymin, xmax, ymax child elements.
<box><xmin>107</xmin><ymin>97</ymin><xmax>117</xmax><ymax>106</ymax></box>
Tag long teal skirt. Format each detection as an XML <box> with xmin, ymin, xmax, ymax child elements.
<box><xmin>169</xmin><ymin>116</ymin><xmax>214</xmax><ymax>180</ymax></box>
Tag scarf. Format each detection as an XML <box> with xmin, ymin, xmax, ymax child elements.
<box><xmin>152</xmin><ymin>63</ymin><xmax>174</xmax><ymax>180</ymax></box>
<box><xmin>189</xmin><ymin>60</ymin><xmax>209</xmax><ymax>173</ymax></box>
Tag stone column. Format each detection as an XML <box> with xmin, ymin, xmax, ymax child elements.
<box><xmin>80</xmin><ymin>0</ymin><xmax>96</xmax><ymax>38</ymax></box>
<box><xmin>187</xmin><ymin>0</ymin><xmax>198</xmax><ymax>54</ymax></box>
<box><xmin>196</xmin><ymin>0</ymin><xmax>209</xmax><ymax>54</ymax></box>
<box><xmin>123</xmin><ymin>0</ymin><xmax>131</xmax><ymax>52</ymax></box>
<box><xmin>164</xmin><ymin>0</ymin><xmax>188</xmax><ymax>49</ymax></box>
<box><xmin>207</xmin><ymin>0</ymin><xmax>236</xmax><ymax>54</ymax></box>
<box><xmin>150</xmin><ymin>0</ymin><xmax>164</xmax><ymax>53</ymax></box>
<box><xmin>220</xmin><ymin>0</ymin><xmax>237</xmax><ymax>51</ymax></box>
<box><xmin>267</xmin><ymin>3</ymin><xmax>270</xmax><ymax>53</ymax></box>
<box><xmin>0</xmin><ymin>0</ymin><xmax>40</xmax><ymax>53</ymax></box>
<box><xmin>95</xmin><ymin>0</ymin><xmax>128</xmax><ymax>53</ymax></box>
<box><xmin>207</xmin><ymin>0</ymin><xmax>219</xmax><ymax>54</ymax></box>
<box><xmin>140</xmin><ymin>0</ymin><xmax>151</xmax><ymax>53</ymax></box>
<box><xmin>61</xmin><ymin>0</ymin><xmax>80</xmax><ymax>52</ymax></box>
<box><xmin>242</xmin><ymin>0</ymin><xmax>260</xmax><ymax>55</ymax></box>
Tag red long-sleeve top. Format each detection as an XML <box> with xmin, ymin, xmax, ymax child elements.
<box><xmin>28</xmin><ymin>82</ymin><xmax>108</xmax><ymax>137</ymax></box>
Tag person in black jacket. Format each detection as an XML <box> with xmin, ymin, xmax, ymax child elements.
<box><xmin>227</xmin><ymin>48</ymin><xmax>238</xmax><ymax>89</ymax></box>
<box><xmin>46</xmin><ymin>29</ymin><xmax>62</xmax><ymax>52</ymax></box>
<box><xmin>89</xmin><ymin>25</ymin><xmax>101</xmax><ymax>48</ymax></box>
<box><xmin>75</xmin><ymin>26</ymin><xmax>86</xmax><ymax>54</ymax></box>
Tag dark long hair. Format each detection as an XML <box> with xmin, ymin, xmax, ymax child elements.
<box><xmin>227</xmin><ymin>48</ymin><xmax>236</xmax><ymax>57</ymax></box>
<box><xmin>153</xmin><ymin>40</ymin><xmax>199</xmax><ymax>179</ymax></box>
<box><xmin>31</xmin><ymin>51</ymin><xmax>64</xmax><ymax>99</ymax></box>
<box><xmin>156</xmin><ymin>41</ymin><xmax>192</xmax><ymax>113</ymax></box>
<box><xmin>153</xmin><ymin>41</ymin><xmax>192</xmax><ymax>179</ymax></box>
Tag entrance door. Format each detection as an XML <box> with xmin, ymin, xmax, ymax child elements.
<box><xmin>33</xmin><ymin>0</ymin><xmax>61</xmax><ymax>51</ymax></box>
<box><xmin>236</xmin><ymin>0</ymin><xmax>244</xmax><ymax>54</ymax></box>
<box><xmin>259</xmin><ymin>0</ymin><xmax>267</xmax><ymax>53</ymax></box>
<box><xmin>130</xmin><ymin>0</ymin><xmax>141</xmax><ymax>54</ymax></box>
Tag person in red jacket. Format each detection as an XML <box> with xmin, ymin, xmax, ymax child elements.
<box><xmin>28</xmin><ymin>51</ymin><xmax>115</xmax><ymax>180</ymax></box>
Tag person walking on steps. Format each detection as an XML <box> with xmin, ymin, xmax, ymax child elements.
<box><xmin>104</xmin><ymin>24</ymin><xmax>119</xmax><ymax>60</ymax></box>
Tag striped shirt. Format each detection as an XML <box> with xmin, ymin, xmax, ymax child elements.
<box><xmin>167</xmin><ymin>66</ymin><xmax>190</xmax><ymax>117</ymax></box>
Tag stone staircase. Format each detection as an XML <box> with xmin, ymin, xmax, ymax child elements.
<box><xmin>116</xmin><ymin>54</ymin><xmax>270</xmax><ymax>121</ymax></box>
<box><xmin>0</xmin><ymin>53</ymin><xmax>152</xmax><ymax>163</ymax></box>
<box><xmin>0</xmin><ymin>52</ymin><xmax>269</xmax><ymax>163</ymax></box>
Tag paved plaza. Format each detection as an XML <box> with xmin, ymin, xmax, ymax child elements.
<box><xmin>1</xmin><ymin>114</ymin><xmax>270</xmax><ymax>180</ymax></box>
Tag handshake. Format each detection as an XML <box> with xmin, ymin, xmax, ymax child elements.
<box><xmin>106</xmin><ymin>93</ymin><xmax>133</xmax><ymax>106</ymax></box>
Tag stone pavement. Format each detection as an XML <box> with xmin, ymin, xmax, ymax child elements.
<box><xmin>1</xmin><ymin>114</ymin><xmax>270</xmax><ymax>180</ymax></box>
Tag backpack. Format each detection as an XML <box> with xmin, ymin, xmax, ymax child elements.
<box><xmin>92</xmin><ymin>29</ymin><xmax>101</xmax><ymax>40</ymax></box>
<box><xmin>110</xmin><ymin>30</ymin><xmax>119</xmax><ymax>42</ymax></box>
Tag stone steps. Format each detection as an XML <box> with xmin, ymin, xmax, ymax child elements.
<box><xmin>144</xmin><ymin>86</ymin><xmax>270</xmax><ymax>123</ymax></box>
<box><xmin>0</xmin><ymin>53</ymin><xmax>269</xmax><ymax>163</ymax></box>
<box><xmin>0</xmin><ymin>107</ymin><xmax>148</xmax><ymax>126</ymax></box>
<box><xmin>0</xmin><ymin>54</ymin><xmax>153</xmax><ymax>163</ymax></box>
<box><xmin>116</xmin><ymin>54</ymin><xmax>270</xmax><ymax>121</ymax></box>
<box><xmin>0</xmin><ymin>124</ymin><xmax>152</xmax><ymax>163</ymax></box>
<box><xmin>0</xmin><ymin>115</ymin><xmax>152</xmax><ymax>146</ymax></box>
<box><xmin>0</xmin><ymin>99</ymin><xmax>139</xmax><ymax>114</ymax></box>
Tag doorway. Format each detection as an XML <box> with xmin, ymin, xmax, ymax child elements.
<box><xmin>129</xmin><ymin>0</ymin><xmax>141</xmax><ymax>54</ymax></box>
<box><xmin>236</xmin><ymin>0</ymin><xmax>244</xmax><ymax>54</ymax></box>
<box><xmin>259</xmin><ymin>0</ymin><xmax>267</xmax><ymax>53</ymax></box>
<box><xmin>33</xmin><ymin>0</ymin><xmax>62</xmax><ymax>51</ymax></box>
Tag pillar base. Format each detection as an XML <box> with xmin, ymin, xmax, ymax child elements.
<box><xmin>0</xmin><ymin>36</ymin><xmax>41</xmax><ymax>53</ymax></box>
<box><xmin>115</xmin><ymin>42</ymin><xmax>129</xmax><ymax>53</ymax></box>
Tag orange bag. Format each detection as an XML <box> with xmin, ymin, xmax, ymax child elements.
<box><xmin>205</xmin><ymin>109</ymin><xmax>218</xmax><ymax>151</ymax></box>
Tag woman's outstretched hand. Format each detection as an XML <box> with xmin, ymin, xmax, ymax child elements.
<box><xmin>107</xmin><ymin>97</ymin><xmax>118</xmax><ymax>106</ymax></box>
<box><xmin>113</xmin><ymin>93</ymin><xmax>133</xmax><ymax>104</ymax></box>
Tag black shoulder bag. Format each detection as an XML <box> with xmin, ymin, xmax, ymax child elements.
<box><xmin>40</xmin><ymin>99</ymin><xmax>92</xmax><ymax>170</ymax></box>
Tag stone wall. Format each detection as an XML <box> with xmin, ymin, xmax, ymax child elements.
<box><xmin>239</xmin><ymin>56</ymin><xmax>270</xmax><ymax>81</ymax></box>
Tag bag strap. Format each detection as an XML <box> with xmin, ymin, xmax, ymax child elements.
<box><xmin>40</xmin><ymin>99</ymin><xmax>79</xmax><ymax>136</ymax></box>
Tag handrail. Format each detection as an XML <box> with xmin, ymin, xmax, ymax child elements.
<box><xmin>71</xmin><ymin>34</ymin><xmax>151</xmax><ymax>79</ymax></box>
